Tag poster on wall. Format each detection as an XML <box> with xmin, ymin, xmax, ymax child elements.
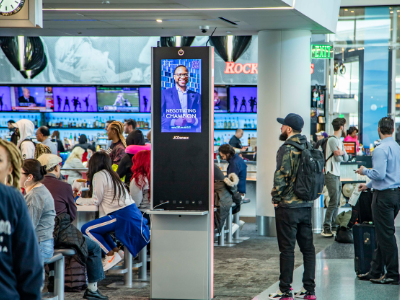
<box><xmin>229</xmin><ymin>87</ymin><xmax>257</xmax><ymax>113</ymax></box>
<box><xmin>0</xmin><ymin>87</ymin><xmax>12</xmax><ymax>112</ymax></box>
<box><xmin>161</xmin><ymin>59</ymin><xmax>201</xmax><ymax>133</ymax></box>
<box><xmin>52</xmin><ymin>87</ymin><xmax>97</xmax><ymax>112</ymax></box>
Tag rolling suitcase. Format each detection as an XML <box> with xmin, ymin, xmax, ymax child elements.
<box><xmin>352</xmin><ymin>189</ymin><xmax>376</xmax><ymax>275</ymax></box>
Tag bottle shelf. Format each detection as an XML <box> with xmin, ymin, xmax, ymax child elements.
<box><xmin>214</xmin><ymin>128</ymin><xmax>256</xmax><ymax>130</ymax></box>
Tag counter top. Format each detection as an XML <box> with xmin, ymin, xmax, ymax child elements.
<box><xmin>77</xmin><ymin>205</ymin><xmax>98</xmax><ymax>212</ymax></box>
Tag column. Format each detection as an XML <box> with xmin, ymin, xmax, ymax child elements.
<box><xmin>257</xmin><ymin>30</ymin><xmax>311</xmax><ymax>236</ymax></box>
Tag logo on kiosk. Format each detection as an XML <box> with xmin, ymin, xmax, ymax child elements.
<box><xmin>178</xmin><ymin>49</ymin><xmax>184</xmax><ymax>56</ymax></box>
<box><xmin>224</xmin><ymin>62</ymin><xmax>258</xmax><ymax>74</ymax></box>
<box><xmin>173</xmin><ymin>136</ymin><xmax>189</xmax><ymax>140</ymax></box>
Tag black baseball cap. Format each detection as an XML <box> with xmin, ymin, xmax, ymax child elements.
<box><xmin>277</xmin><ymin>113</ymin><xmax>304</xmax><ymax>131</ymax></box>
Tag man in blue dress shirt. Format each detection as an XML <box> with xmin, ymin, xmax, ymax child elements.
<box><xmin>356</xmin><ymin>117</ymin><xmax>400</xmax><ymax>285</ymax></box>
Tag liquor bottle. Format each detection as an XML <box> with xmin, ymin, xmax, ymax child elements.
<box><xmin>74</xmin><ymin>133</ymin><xmax>77</xmax><ymax>143</ymax></box>
<box><xmin>232</xmin><ymin>118</ymin><xmax>236</xmax><ymax>128</ymax></box>
<box><xmin>145</xmin><ymin>119</ymin><xmax>149</xmax><ymax>128</ymax></box>
<box><xmin>227</xmin><ymin>134</ymin><xmax>231</xmax><ymax>143</ymax></box>
<box><xmin>224</xmin><ymin>118</ymin><xmax>227</xmax><ymax>129</ymax></box>
<box><xmin>228</xmin><ymin>118</ymin><xmax>232</xmax><ymax>129</ymax></box>
<box><xmin>217</xmin><ymin>136</ymin><xmax>221</xmax><ymax>145</ymax></box>
<box><xmin>72</xmin><ymin>119</ymin><xmax>76</xmax><ymax>128</ymax></box>
<box><xmin>244</xmin><ymin>119</ymin><xmax>247</xmax><ymax>129</ymax></box>
<box><xmin>248</xmin><ymin>135</ymin><xmax>251</xmax><ymax>147</ymax></box>
<box><xmin>224</xmin><ymin>134</ymin><xmax>228</xmax><ymax>144</ymax></box>
<box><xmin>251</xmin><ymin>119</ymin><xmax>255</xmax><ymax>129</ymax></box>
<box><xmin>34</xmin><ymin>116</ymin><xmax>38</xmax><ymax>128</ymax></box>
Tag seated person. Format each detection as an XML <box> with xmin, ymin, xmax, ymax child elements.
<box><xmin>214</xmin><ymin>164</ymin><xmax>240</xmax><ymax>234</ymax></box>
<box><xmin>117</xmin><ymin>130</ymin><xmax>147</xmax><ymax>184</ymax></box>
<box><xmin>0</xmin><ymin>143</ymin><xmax>43</xmax><ymax>299</ymax></box>
<box><xmin>38</xmin><ymin>154</ymin><xmax>108</xmax><ymax>300</ymax></box>
<box><xmin>129</xmin><ymin>150</ymin><xmax>151</xmax><ymax>223</ymax></box>
<box><xmin>218</xmin><ymin>144</ymin><xmax>248</xmax><ymax>197</ymax></box>
<box><xmin>20</xmin><ymin>159</ymin><xmax>56</xmax><ymax>264</ymax></box>
<box><xmin>77</xmin><ymin>152</ymin><xmax>150</xmax><ymax>271</ymax></box>
<box><xmin>105</xmin><ymin>121</ymin><xmax>126</xmax><ymax>165</ymax></box>
<box><xmin>61</xmin><ymin>146</ymin><xmax>86</xmax><ymax>185</ymax></box>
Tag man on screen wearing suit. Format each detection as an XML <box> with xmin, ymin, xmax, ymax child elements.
<box><xmin>18</xmin><ymin>88</ymin><xmax>36</xmax><ymax>106</ymax></box>
<box><xmin>161</xmin><ymin>65</ymin><xmax>201</xmax><ymax>132</ymax></box>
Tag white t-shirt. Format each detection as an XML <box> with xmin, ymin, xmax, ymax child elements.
<box><xmin>76</xmin><ymin>170</ymin><xmax>134</xmax><ymax>216</ymax></box>
<box><xmin>325</xmin><ymin>136</ymin><xmax>349</xmax><ymax>177</ymax></box>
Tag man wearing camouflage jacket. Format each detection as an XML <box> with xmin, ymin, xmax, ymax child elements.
<box><xmin>270</xmin><ymin>113</ymin><xmax>316</xmax><ymax>300</ymax></box>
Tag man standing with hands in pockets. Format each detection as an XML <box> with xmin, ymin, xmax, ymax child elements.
<box><xmin>322</xmin><ymin>118</ymin><xmax>349</xmax><ymax>237</ymax></box>
<box><xmin>356</xmin><ymin>117</ymin><xmax>400</xmax><ymax>284</ymax></box>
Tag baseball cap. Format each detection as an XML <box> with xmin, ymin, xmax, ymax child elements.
<box><xmin>277</xmin><ymin>113</ymin><xmax>304</xmax><ymax>131</ymax></box>
<box><xmin>316</xmin><ymin>131</ymin><xmax>328</xmax><ymax>138</ymax></box>
<box><xmin>37</xmin><ymin>154</ymin><xmax>62</xmax><ymax>169</ymax></box>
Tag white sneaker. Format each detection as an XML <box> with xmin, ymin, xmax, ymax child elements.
<box><xmin>294</xmin><ymin>287</ymin><xmax>307</xmax><ymax>298</ymax></box>
<box><xmin>232</xmin><ymin>223</ymin><xmax>239</xmax><ymax>234</ymax></box>
<box><xmin>239</xmin><ymin>220</ymin><xmax>245</xmax><ymax>231</ymax></box>
<box><xmin>118</xmin><ymin>249</ymin><xmax>124</xmax><ymax>260</ymax></box>
<box><xmin>103</xmin><ymin>253</ymin><xmax>122</xmax><ymax>271</ymax></box>
<box><xmin>269</xmin><ymin>289</ymin><xmax>285</xmax><ymax>299</ymax></box>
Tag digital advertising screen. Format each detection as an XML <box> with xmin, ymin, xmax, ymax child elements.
<box><xmin>97</xmin><ymin>87</ymin><xmax>139</xmax><ymax>112</ymax></box>
<box><xmin>229</xmin><ymin>87</ymin><xmax>257</xmax><ymax>113</ymax></box>
<box><xmin>0</xmin><ymin>87</ymin><xmax>12</xmax><ymax>112</ymax></box>
<box><xmin>161</xmin><ymin>59</ymin><xmax>201</xmax><ymax>133</ymax></box>
<box><xmin>214</xmin><ymin>87</ymin><xmax>228</xmax><ymax>113</ymax></box>
<box><xmin>139</xmin><ymin>87</ymin><xmax>151</xmax><ymax>112</ymax></box>
<box><xmin>53</xmin><ymin>87</ymin><xmax>97</xmax><ymax>112</ymax></box>
<box><xmin>12</xmin><ymin>87</ymin><xmax>51</xmax><ymax>112</ymax></box>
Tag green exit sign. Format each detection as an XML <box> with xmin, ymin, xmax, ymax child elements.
<box><xmin>311</xmin><ymin>44</ymin><xmax>332</xmax><ymax>59</ymax></box>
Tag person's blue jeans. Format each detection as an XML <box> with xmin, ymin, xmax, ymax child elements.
<box><xmin>39</xmin><ymin>239</ymin><xmax>54</xmax><ymax>264</ymax></box>
<box><xmin>81</xmin><ymin>215</ymin><xmax>117</xmax><ymax>254</ymax></box>
<box><xmin>84</xmin><ymin>236</ymin><xmax>105</xmax><ymax>283</ymax></box>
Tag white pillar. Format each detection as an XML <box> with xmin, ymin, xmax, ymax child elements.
<box><xmin>257</xmin><ymin>30</ymin><xmax>311</xmax><ymax>236</ymax></box>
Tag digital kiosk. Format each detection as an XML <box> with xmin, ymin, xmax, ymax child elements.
<box><xmin>148</xmin><ymin>46</ymin><xmax>214</xmax><ymax>299</ymax></box>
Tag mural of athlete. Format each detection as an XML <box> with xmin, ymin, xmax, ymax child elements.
<box><xmin>240</xmin><ymin>97</ymin><xmax>247</xmax><ymax>112</ymax></box>
<box><xmin>161</xmin><ymin>65</ymin><xmax>201</xmax><ymax>132</ymax></box>
<box><xmin>249</xmin><ymin>97</ymin><xmax>257</xmax><ymax>113</ymax></box>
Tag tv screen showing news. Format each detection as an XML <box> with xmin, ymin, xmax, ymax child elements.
<box><xmin>52</xmin><ymin>87</ymin><xmax>97</xmax><ymax>112</ymax></box>
<box><xmin>0</xmin><ymin>87</ymin><xmax>12</xmax><ymax>112</ymax></box>
<box><xmin>229</xmin><ymin>87</ymin><xmax>257</xmax><ymax>113</ymax></box>
<box><xmin>161</xmin><ymin>59</ymin><xmax>201</xmax><ymax>133</ymax></box>
<box><xmin>139</xmin><ymin>87</ymin><xmax>151</xmax><ymax>113</ymax></box>
<box><xmin>97</xmin><ymin>87</ymin><xmax>139</xmax><ymax>112</ymax></box>
<box><xmin>12</xmin><ymin>87</ymin><xmax>52</xmax><ymax>112</ymax></box>
<box><xmin>214</xmin><ymin>87</ymin><xmax>228</xmax><ymax>113</ymax></box>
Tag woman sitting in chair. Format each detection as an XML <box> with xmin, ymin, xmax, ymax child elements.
<box><xmin>77</xmin><ymin>152</ymin><xmax>150</xmax><ymax>271</ymax></box>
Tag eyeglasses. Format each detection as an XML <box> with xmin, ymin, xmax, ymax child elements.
<box><xmin>174</xmin><ymin>73</ymin><xmax>189</xmax><ymax>78</ymax></box>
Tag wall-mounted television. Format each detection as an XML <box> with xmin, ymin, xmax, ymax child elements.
<box><xmin>12</xmin><ymin>86</ymin><xmax>52</xmax><ymax>112</ymax></box>
<box><xmin>214</xmin><ymin>86</ymin><xmax>228</xmax><ymax>113</ymax></box>
<box><xmin>139</xmin><ymin>87</ymin><xmax>151</xmax><ymax>112</ymax></box>
<box><xmin>52</xmin><ymin>87</ymin><xmax>97</xmax><ymax>112</ymax></box>
<box><xmin>97</xmin><ymin>87</ymin><xmax>139</xmax><ymax>112</ymax></box>
<box><xmin>0</xmin><ymin>86</ymin><xmax>12</xmax><ymax>112</ymax></box>
<box><xmin>229</xmin><ymin>87</ymin><xmax>257</xmax><ymax>113</ymax></box>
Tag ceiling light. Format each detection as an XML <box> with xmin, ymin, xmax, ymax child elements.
<box><xmin>226</xmin><ymin>31</ymin><xmax>231</xmax><ymax>33</ymax></box>
<box><xmin>351</xmin><ymin>11</ymin><xmax>354</xmax><ymax>13</ymax></box>
<box><xmin>391</xmin><ymin>11</ymin><xmax>394</xmax><ymax>13</ymax></box>
<box><xmin>344</xmin><ymin>9</ymin><xmax>348</xmax><ymax>11</ymax></box>
<box><xmin>156</xmin><ymin>19</ymin><xmax>162</xmax><ymax>23</ymax></box>
<box><xmin>43</xmin><ymin>6</ymin><xmax>294</xmax><ymax>12</ymax></box>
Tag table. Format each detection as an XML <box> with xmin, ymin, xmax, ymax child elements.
<box><xmin>72</xmin><ymin>205</ymin><xmax>99</xmax><ymax>231</ymax></box>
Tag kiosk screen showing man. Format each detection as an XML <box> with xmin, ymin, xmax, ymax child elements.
<box><xmin>161</xmin><ymin>59</ymin><xmax>201</xmax><ymax>133</ymax></box>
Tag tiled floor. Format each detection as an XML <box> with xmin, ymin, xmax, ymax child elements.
<box><xmin>253</xmin><ymin>233</ymin><xmax>400</xmax><ymax>300</ymax></box>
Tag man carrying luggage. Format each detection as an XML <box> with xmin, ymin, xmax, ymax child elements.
<box><xmin>270</xmin><ymin>113</ymin><xmax>316</xmax><ymax>300</ymax></box>
<box><xmin>356</xmin><ymin>117</ymin><xmax>400</xmax><ymax>284</ymax></box>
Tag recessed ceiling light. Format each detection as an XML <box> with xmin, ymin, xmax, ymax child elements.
<box><xmin>226</xmin><ymin>31</ymin><xmax>231</xmax><ymax>33</ymax></box>
<box><xmin>351</xmin><ymin>11</ymin><xmax>354</xmax><ymax>13</ymax></box>
<box><xmin>156</xmin><ymin>19</ymin><xmax>162</xmax><ymax>23</ymax></box>
<box><xmin>344</xmin><ymin>9</ymin><xmax>348</xmax><ymax>11</ymax></box>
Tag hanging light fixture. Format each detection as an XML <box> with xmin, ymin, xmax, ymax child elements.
<box><xmin>209</xmin><ymin>35</ymin><xmax>252</xmax><ymax>62</ymax></box>
<box><xmin>160</xmin><ymin>36</ymin><xmax>195</xmax><ymax>47</ymax></box>
<box><xmin>0</xmin><ymin>36</ymin><xmax>47</xmax><ymax>79</ymax></box>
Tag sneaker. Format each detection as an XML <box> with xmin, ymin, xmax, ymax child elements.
<box><xmin>269</xmin><ymin>289</ymin><xmax>285</xmax><ymax>299</ymax></box>
<box><xmin>102</xmin><ymin>253</ymin><xmax>122</xmax><ymax>271</ymax></box>
<box><xmin>232</xmin><ymin>223</ymin><xmax>239</xmax><ymax>234</ymax></box>
<box><xmin>279</xmin><ymin>291</ymin><xmax>294</xmax><ymax>300</ymax></box>
<box><xmin>321</xmin><ymin>229</ymin><xmax>333</xmax><ymax>237</ymax></box>
<box><xmin>118</xmin><ymin>249</ymin><xmax>124</xmax><ymax>259</ymax></box>
<box><xmin>295</xmin><ymin>288</ymin><xmax>316</xmax><ymax>299</ymax></box>
<box><xmin>239</xmin><ymin>220</ymin><xmax>246</xmax><ymax>231</ymax></box>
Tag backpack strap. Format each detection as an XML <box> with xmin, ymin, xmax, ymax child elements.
<box><xmin>284</xmin><ymin>140</ymin><xmax>305</xmax><ymax>151</ymax></box>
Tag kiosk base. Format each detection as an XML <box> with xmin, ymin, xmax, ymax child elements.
<box><xmin>149</xmin><ymin>211</ymin><xmax>212</xmax><ymax>300</ymax></box>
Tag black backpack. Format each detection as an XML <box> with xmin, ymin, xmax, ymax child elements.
<box><xmin>284</xmin><ymin>141</ymin><xmax>325</xmax><ymax>200</ymax></box>
<box><xmin>314</xmin><ymin>136</ymin><xmax>334</xmax><ymax>165</ymax></box>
